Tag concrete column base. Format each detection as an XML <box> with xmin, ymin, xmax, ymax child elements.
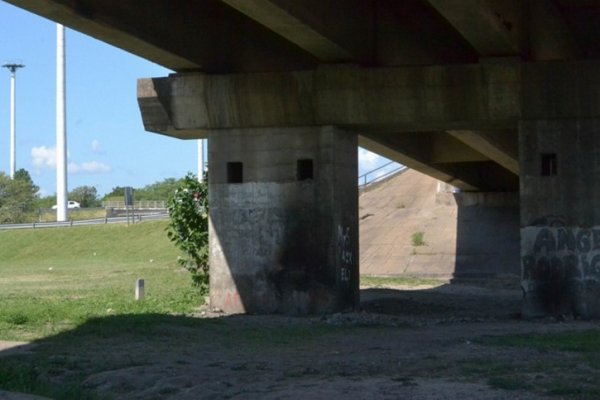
<box><xmin>208</xmin><ymin>126</ymin><xmax>358</xmax><ymax>314</ymax></box>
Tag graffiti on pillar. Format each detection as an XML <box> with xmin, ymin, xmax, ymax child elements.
<box><xmin>521</xmin><ymin>226</ymin><xmax>600</xmax><ymax>312</ymax></box>
<box><xmin>522</xmin><ymin>227</ymin><xmax>600</xmax><ymax>280</ymax></box>
<box><xmin>338</xmin><ymin>225</ymin><xmax>352</xmax><ymax>282</ymax></box>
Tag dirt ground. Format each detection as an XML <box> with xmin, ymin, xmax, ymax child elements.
<box><xmin>2</xmin><ymin>282</ymin><xmax>599</xmax><ymax>400</ymax></box>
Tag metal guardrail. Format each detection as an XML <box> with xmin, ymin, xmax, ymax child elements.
<box><xmin>102</xmin><ymin>200</ymin><xmax>166</xmax><ymax>209</ymax></box>
<box><xmin>2</xmin><ymin>164</ymin><xmax>402</xmax><ymax>230</ymax></box>
<box><xmin>358</xmin><ymin>161</ymin><xmax>406</xmax><ymax>188</ymax></box>
<box><xmin>0</xmin><ymin>212</ymin><xmax>168</xmax><ymax>230</ymax></box>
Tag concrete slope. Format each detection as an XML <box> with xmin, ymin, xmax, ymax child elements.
<box><xmin>359</xmin><ymin>169</ymin><xmax>520</xmax><ymax>280</ymax></box>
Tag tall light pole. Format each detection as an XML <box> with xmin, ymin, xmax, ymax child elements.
<box><xmin>56</xmin><ymin>24</ymin><xmax>68</xmax><ymax>222</ymax></box>
<box><xmin>2</xmin><ymin>63</ymin><xmax>24</xmax><ymax>179</ymax></box>
<box><xmin>197</xmin><ymin>139</ymin><xmax>205</xmax><ymax>182</ymax></box>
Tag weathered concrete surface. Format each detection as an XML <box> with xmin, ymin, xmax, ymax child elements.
<box><xmin>0</xmin><ymin>391</ymin><xmax>50</xmax><ymax>400</ymax></box>
<box><xmin>219</xmin><ymin>0</ymin><xmax>371</xmax><ymax>62</ymax></box>
<box><xmin>426</xmin><ymin>0</ymin><xmax>525</xmax><ymax>56</ymax></box>
<box><xmin>10</xmin><ymin>1</ymin><xmax>597</xmax><ymax>71</ymax></box>
<box><xmin>520</xmin><ymin>119</ymin><xmax>600</xmax><ymax>318</ymax></box>
<box><xmin>447</xmin><ymin>130</ymin><xmax>519</xmax><ymax>174</ymax></box>
<box><xmin>519</xmin><ymin>63</ymin><xmax>600</xmax><ymax>318</ymax></box>
<box><xmin>208</xmin><ymin>126</ymin><xmax>358</xmax><ymax>314</ymax></box>
<box><xmin>360</xmin><ymin>170</ymin><xmax>457</xmax><ymax>278</ymax></box>
<box><xmin>360</xmin><ymin>169</ymin><xmax>519</xmax><ymax>280</ymax></box>
<box><xmin>137</xmin><ymin>60</ymin><xmax>600</xmax><ymax>193</ymax></box>
<box><xmin>521</xmin><ymin>62</ymin><xmax>600</xmax><ymax>121</ymax></box>
<box><xmin>137</xmin><ymin>63</ymin><xmax>521</xmax><ymax>192</ymax></box>
<box><xmin>138</xmin><ymin>64</ymin><xmax>520</xmax><ymax>136</ymax></box>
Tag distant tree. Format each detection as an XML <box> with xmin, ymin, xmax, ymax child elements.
<box><xmin>14</xmin><ymin>168</ymin><xmax>39</xmax><ymax>194</ymax></box>
<box><xmin>136</xmin><ymin>178</ymin><xmax>183</xmax><ymax>201</ymax></box>
<box><xmin>103</xmin><ymin>186</ymin><xmax>125</xmax><ymax>199</ymax></box>
<box><xmin>34</xmin><ymin>195</ymin><xmax>56</xmax><ymax>210</ymax></box>
<box><xmin>102</xmin><ymin>178</ymin><xmax>185</xmax><ymax>203</ymax></box>
<box><xmin>0</xmin><ymin>171</ymin><xmax>38</xmax><ymax>223</ymax></box>
<box><xmin>69</xmin><ymin>186</ymin><xmax>100</xmax><ymax>208</ymax></box>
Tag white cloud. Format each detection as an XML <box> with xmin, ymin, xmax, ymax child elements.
<box><xmin>358</xmin><ymin>147</ymin><xmax>404</xmax><ymax>184</ymax></box>
<box><xmin>31</xmin><ymin>146</ymin><xmax>56</xmax><ymax>169</ymax></box>
<box><xmin>31</xmin><ymin>145</ymin><xmax>111</xmax><ymax>174</ymax></box>
<box><xmin>68</xmin><ymin>161</ymin><xmax>111</xmax><ymax>174</ymax></box>
<box><xmin>91</xmin><ymin>139</ymin><xmax>102</xmax><ymax>153</ymax></box>
<box><xmin>358</xmin><ymin>148</ymin><xmax>382</xmax><ymax>171</ymax></box>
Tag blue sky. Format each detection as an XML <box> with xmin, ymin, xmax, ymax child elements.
<box><xmin>0</xmin><ymin>2</ymin><xmax>394</xmax><ymax>197</ymax></box>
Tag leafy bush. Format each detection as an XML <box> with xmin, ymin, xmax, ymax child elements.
<box><xmin>166</xmin><ymin>173</ymin><xmax>209</xmax><ymax>293</ymax></box>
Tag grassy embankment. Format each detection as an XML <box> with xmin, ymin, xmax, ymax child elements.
<box><xmin>0</xmin><ymin>221</ymin><xmax>442</xmax><ymax>342</ymax></box>
<box><xmin>37</xmin><ymin>209</ymin><xmax>107</xmax><ymax>222</ymax></box>
<box><xmin>1</xmin><ymin>222</ymin><xmax>600</xmax><ymax>399</ymax></box>
<box><xmin>0</xmin><ymin>220</ymin><xmax>200</xmax><ymax>341</ymax></box>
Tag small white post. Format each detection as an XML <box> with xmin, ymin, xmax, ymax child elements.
<box><xmin>135</xmin><ymin>278</ymin><xmax>145</xmax><ymax>300</ymax></box>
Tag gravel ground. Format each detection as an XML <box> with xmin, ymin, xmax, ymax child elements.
<box><xmin>2</xmin><ymin>282</ymin><xmax>599</xmax><ymax>400</ymax></box>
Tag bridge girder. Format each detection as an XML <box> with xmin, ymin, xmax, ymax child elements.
<box><xmin>6</xmin><ymin>0</ymin><xmax>598</xmax><ymax>192</ymax></box>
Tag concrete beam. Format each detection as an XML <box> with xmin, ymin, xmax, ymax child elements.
<box><xmin>5</xmin><ymin>0</ymin><xmax>318</xmax><ymax>73</ymax></box>
<box><xmin>521</xmin><ymin>61</ymin><xmax>600</xmax><ymax>119</ymax></box>
<box><xmin>359</xmin><ymin>132</ymin><xmax>518</xmax><ymax>191</ymax></box>
<box><xmin>529</xmin><ymin>0</ymin><xmax>580</xmax><ymax>60</ymax></box>
<box><xmin>448</xmin><ymin>130</ymin><xmax>519</xmax><ymax>174</ymax></box>
<box><xmin>429</xmin><ymin>134</ymin><xmax>488</xmax><ymax>164</ymax></box>
<box><xmin>5</xmin><ymin>0</ymin><xmax>196</xmax><ymax>70</ymax></box>
<box><xmin>426</xmin><ymin>0</ymin><xmax>524</xmax><ymax>56</ymax></box>
<box><xmin>137</xmin><ymin>63</ymin><xmax>521</xmax><ymax>138</ymax></box>
<box><xmin>358</xmin><ymin>135</ymin><xmax>479</xmax><ymax>191</ymax></box>
<box><xmin>374</xmin><ymin>0</ymin><xmax>479</xmax><ymax>66</ymax></box>
<box><xmin>137</xmin><ymin>78</ymin><xmax>178</xmax><ymax>138</ymax></box>
<box><xmin>221</xmin><ymin>0</ymin><xmax>366</xmax><ymax>62</ymax></box>
<box><xmin>426</xmin><ymin>0</ymin><xmax>580</xmax><ymax>60</ymax></box>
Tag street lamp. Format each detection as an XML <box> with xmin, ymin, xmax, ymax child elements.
<box><xmin>2</xmin><ymin>62</ymin><xmax>25</xmax><ymax>179</ymax></box>
<box><xmin>198</xmin><ymin>139</ymin><xmax>206</xmax><ymax>182</ymax></box>
<box><xmin>56</xmin><ymin>24</ymin><xmax>68</xmax><ymax>222</ymax></box>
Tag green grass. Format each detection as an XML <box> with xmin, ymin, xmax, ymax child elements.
<box><xmin>5</xmin><ymin>222</ymin><xmax>600</xmax><ymax>399</ymax></box>
<box><xmin>36</xmin><ymin>208</ymin><xmax>107</xmax><ymax>222</ymax></box>
<box><xmin>460</xmin><ymin>330</ymin><xmax>600</xmax><ymax>398</ymax></box>
<box><xmin>360</xmin><ymin>275</ymin><xmax>444</xmax><ymax>288</ymax></box>
<box><xmin>478</xmin><ymin>330</ymin><xmax>600</xmax><ymax>353</ymax></box>
<box><xmin>0</xmin><ymin>221</ymin><xmax>201</xmax><ymax>341</ymax></box>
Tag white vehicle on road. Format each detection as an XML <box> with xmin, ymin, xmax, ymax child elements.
<box><xmin>52</xmin><ymin>201</ymin><xmax>81</xmax><ymax>209</ymax></box>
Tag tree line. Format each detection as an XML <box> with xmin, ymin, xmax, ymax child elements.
<box><xmin>0</xmin><ymin>169</ymin><xmax>188</xmax><ymax>223</ymax></box>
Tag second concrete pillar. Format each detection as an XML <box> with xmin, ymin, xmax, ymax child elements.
<box><xmin>208</xmin><ymin>126</ymin><xmax>358</xmax><ymax>314</ymax></box>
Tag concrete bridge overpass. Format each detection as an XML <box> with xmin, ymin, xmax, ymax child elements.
<box><xmin>7</xmin><ymin>0</ymin><xmax>600</xmax><ymax>318</ymax></box>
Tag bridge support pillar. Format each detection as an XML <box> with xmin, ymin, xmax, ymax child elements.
<box><xmin>520</xmin><ymin>118</ymin><xmax>600</xmax><ymax>318</ymax></box>
<box><xmin>207</xmin><ymin>126</ymin><xmax>359</xmax><ymax>314</ymax></box>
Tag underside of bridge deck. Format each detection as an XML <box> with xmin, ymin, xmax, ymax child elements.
<box><xmin>8</xmin><ymin>0</ymin><xmax>600</xmax><ymax>317</ymax></box>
